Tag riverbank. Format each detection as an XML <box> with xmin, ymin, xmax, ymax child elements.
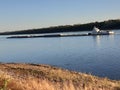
<box><xmin>0</xmin><ymin>63</ymin><xmax>120</xmax><ymax>90</ymax></box>
<box><xmin>0</xmin><ymin>19</ymin><xmax>120</xmax><ymax>35</ymax></box>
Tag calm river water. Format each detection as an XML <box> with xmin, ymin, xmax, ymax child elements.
<box><xmin>0</xmin><ymin>30</ymin><xmax>120</xmax><ymax>80</ymax></box>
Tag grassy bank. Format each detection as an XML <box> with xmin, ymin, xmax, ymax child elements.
<box><xmin>0</xmin><ymin>63</ymin><xmax>120</xmax><ymax>90</ymax></box>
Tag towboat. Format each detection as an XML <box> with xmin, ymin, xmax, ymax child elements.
<box><xmin>89</xmin><ymin>27</ymin><xmax>114</xmax><ymax>35</ymax></box>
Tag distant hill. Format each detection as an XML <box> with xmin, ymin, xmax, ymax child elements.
<box><xmin>0</xmin><ymin>19</ymin><xmax>120</xmax><ymax>35</ymax></box>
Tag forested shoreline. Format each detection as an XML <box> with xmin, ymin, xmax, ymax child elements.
<box><xmin>0</xmin><ymin>19</ymin><xmax>120</xmax><ymax>35</ymax></box>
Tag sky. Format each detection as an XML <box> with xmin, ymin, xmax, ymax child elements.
<box><xmin>0</xmin><ymin>0</ymin><xmax>120</xmax><ymax>32</ymax></box>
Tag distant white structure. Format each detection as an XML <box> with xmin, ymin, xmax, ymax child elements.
<box><xmin>91</xmin><ymin>27</ymin><xmax>114</xmax><ymax>35</ymax></box>
<box><xmin>92</xmin><ymin>27</ymin><xmax>100</xmax><ymax>34</ymax></box>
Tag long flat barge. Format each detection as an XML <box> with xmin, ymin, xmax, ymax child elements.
<box><xmin>7</xmin><ymin>33</ymin><xmax>89</xmax><ymax>38</ymax></box>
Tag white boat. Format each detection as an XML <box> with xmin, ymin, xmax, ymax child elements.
<box><xmin>91</xmin><ymin>27</ymin><xmax>114</xmax><ymax>35</ymax></box>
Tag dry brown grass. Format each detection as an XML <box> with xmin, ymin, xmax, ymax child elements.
<box><xmin>0</xmin><ymin>63</ymin><xmax>120</xmax><ymax>90</ymax></box>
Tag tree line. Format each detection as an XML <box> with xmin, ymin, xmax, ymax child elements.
<box><xmin>0</xmin><ymin>19</ymin><xmax>120</xmax><ymax>35</ymax></box>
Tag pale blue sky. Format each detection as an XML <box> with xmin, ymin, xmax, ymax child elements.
<box><xmin>0</xmin><ymin>0</ymin><xmax>120</xmax><ymax>31</ymax></box>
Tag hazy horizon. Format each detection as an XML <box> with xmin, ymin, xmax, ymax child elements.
<box><xmin>0</xmin><ymin>0</ymin><xmax>120</xmax><ymax>32</ymax></box>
